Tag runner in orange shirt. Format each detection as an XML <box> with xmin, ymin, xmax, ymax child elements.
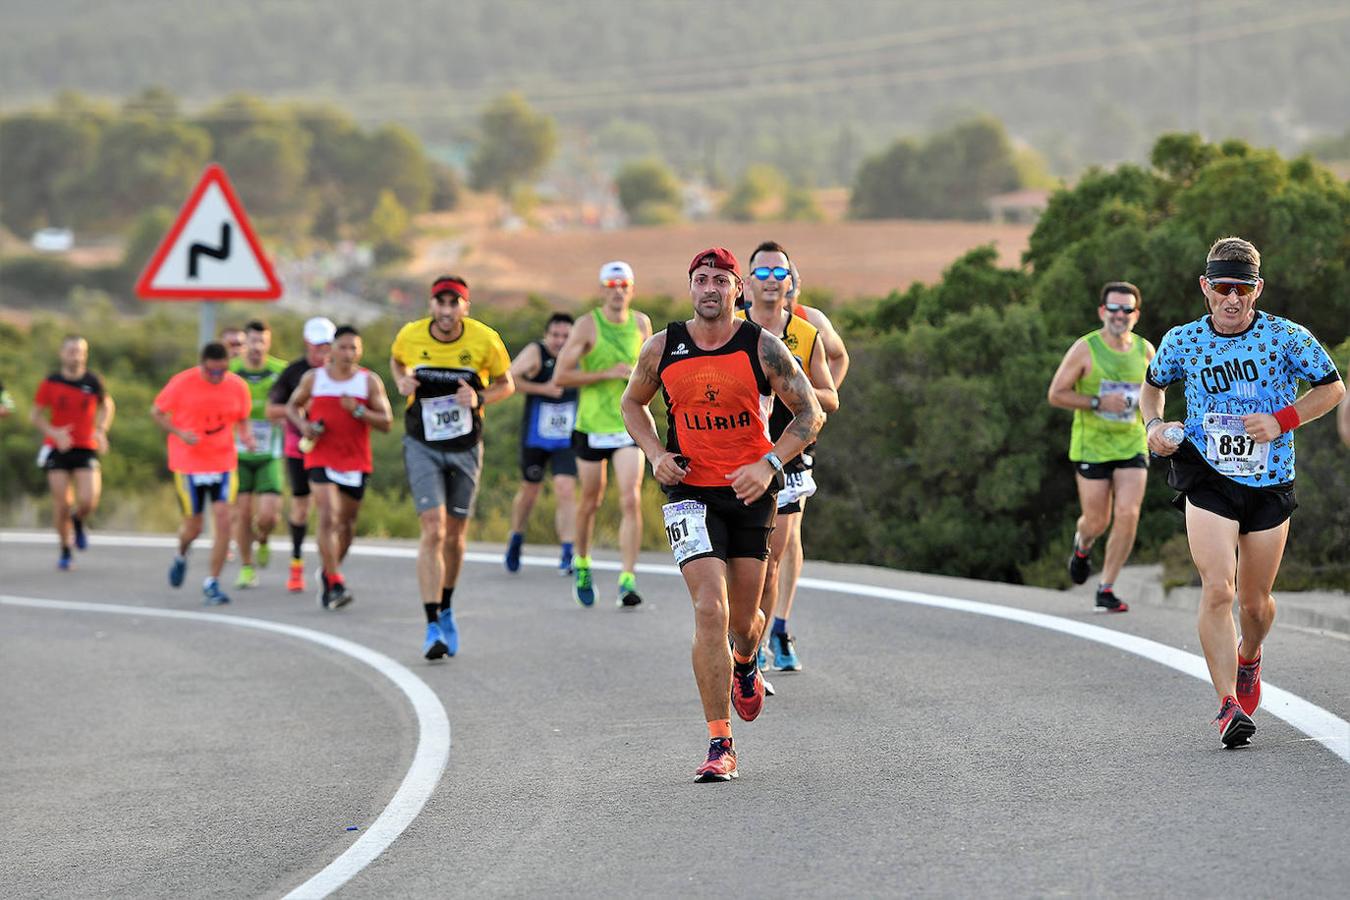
<box><xmin>152</xmin><ymin>342</ymin><xmax>254</xmax><ymax>605</ymax></box>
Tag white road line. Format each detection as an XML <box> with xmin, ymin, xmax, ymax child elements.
<box><xmin>0</xmin><ymin>592</ymin><xmax>451</xmax><ymax>900</ymax></box>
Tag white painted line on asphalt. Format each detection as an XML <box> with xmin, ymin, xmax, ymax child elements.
<box><xmin>0</xmin><ymin>593</ymin><xmax>451</xmax><ymax>900</ymax></box>
<box><xmin>5</xmin><ymin>531</ymin><xmax>1348</xmax><ymax>766</ymax></box>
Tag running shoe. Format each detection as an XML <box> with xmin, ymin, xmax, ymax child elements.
<box><xmin>771</xmin><ymin>632</ymin><xmax>801</xmax><ymax>671</ymax></box>
<box><xmin>202</xmin><ymin>578</ymin><xmax>231</xmax><ymax>606</ymax></box>
<box><xmin>573</xmin><ymin>561</ymin><xmax>595</xmax><ymax>607</ymax></box>
<box><xmin>694</xmin><ymin>737</ymin><xmax>738</xmax><ymax>782</ymax></box>
<box><xmin>423</xmin><ymin>621</ymin><xmax>449</xmax><ymax>660</ymax></box>
<box><xmin>315</xmin><ymin>568</ymin><xmax>327</xmax><ymax>608</ymax></box>
<box><xmin>1213</xmin><ymin>695</ymin><xmax>1255</xmax><ymax>748</ymax></box>
<box><xmin>757</xmin><ymin>644</ymin><xmax>769</xmax><ymax>672</ymax></box>
<box><xmin>235</xmin><ymin>564</ymin><xmax>258</xmax><ymax>589</ymax></box>
<box><xmin>169</xmin><ymin>555</ymin><xmax>187</xmax><ymax>588</ymax></box>
<box><xmin>58</xmin><ymin>548</ymin><xmax>73</xmax><ymax>571</ymax></box>
<box><xmin>286</xmin><ymin>559</ymin><xmax>305</xmax><ymax>593</ymax></box>
<box><xmin>558</xmin><ymin>546</ymin><xmax>573</xmax><ymax>575</ymax></box>
<box><xmin>618</xmin><ymin>572</ymin><xmax>642</xmax><ymax>608</ymax></box>
<box><xmin>763</xmin><ymin>673</ymin><xmax>775</xmax><ymax>697</ymax></box>
<box><xmin>1236</xmin><ymin>651</ymin><xmax>1262</xmax><ymax>715</ymax></box>
<box><xmin>1068</xmin><ymin>542</ymin><xmax>1091</xmax><ymax>585</ymax></box>
<box><xmin>1095</xmin><ymin>588</ymin><xmax>1129</xmax><ymax>613</ymax></box>
<box><xmin>327</xmin><ymin>582</ymin><xmax>354</xmax><ymax>610</ymax></box>
<box><xmin>731</xmin><ymin>658</ymin><xmax>765</xmax><ymax>722</ymax></box>
<box><xmin>256</xmin><ymin>542</ymin><xmax>271</xmax><ymax>568</ymax></box>
<box><xmin>438</xmin><ymin>608</ymin><xmax>459</xmax><ymax>656</ymax></box>
<box><xmin>505</xmin><ymin>533</ymin><xmax>523</xmax><ymax>573</ymax></box>
<box><xmin>72</xmin><ymin>515</ymin><xmax>87</xmax><ymax>551</ymax></box>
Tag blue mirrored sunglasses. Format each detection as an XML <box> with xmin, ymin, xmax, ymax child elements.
<box><xmin>751</xmin><ymin>266</ymin><xmax>791</xmax><ymax>281</ymax></box>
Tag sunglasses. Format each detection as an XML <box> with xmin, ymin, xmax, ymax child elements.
<box><xmin>202</xmin><ymin>366</ymin><xmax>229</xmax><ymax>379</ymax></box>
<box><xmin>751</xmin><ymin>266</ymin><xmax>791</xmax><ymax>281</ymax></box>
<box><xmin>602</xmin><ymin>278</ymin><xmax>631</xmax><ymax>289</ymax></box>
<box><xmin>1206</xmin><ymin>280</ymin><xmax>1258</xmax><ymax>297</ymax></box>
<box><xmin>1102</xmin><ymin>303</ymin><xmax>1137</xmax><ymax>314</ymax></box>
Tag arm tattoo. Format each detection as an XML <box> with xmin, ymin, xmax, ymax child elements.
<box><xmin>762</xmin><ymin>333</ymin><xmax>823</xmax><ymax>443</ymax></box>
<box><xmin>634</xmin><ymin>334</ymin><xmax>665</xmax><ymax>389</ymax></box>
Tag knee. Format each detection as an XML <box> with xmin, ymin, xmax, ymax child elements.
<box><xmin>419</xmin><ymin>515</ymin><xmax>446</xmax><ymax>546</ymax></box>
<box><xmin>691</xmin><ymin>590</ymin><xmax>728</xmax><ymax>628</ymax></box>
<box><xmin>619</xmin><ymin>490</ymin><xmax>641</xmax><ymax>517</ymax></box>
<box><xmin>1112</xmin><ymin>507</ymin><xmax>1140</xmax><ymax>531</ymax></box>
<box><xmin>1237</xmin><ymin>589</ymin><xmax>1273</xmax><ymax>617</ymax></box>
<box><xmin>1080</xmin><ymin>512</ymin><xmax>1110</xmax><ymax>535</ymax></box>
<box><xmin>1199</xmin><ymin>577</ymin><xmax>1236</xmax><ymax>610</ymax></box>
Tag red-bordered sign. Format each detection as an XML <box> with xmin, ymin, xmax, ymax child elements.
<box><xmin>135</xmin><ymin>163</ymin><xmax>283</xmax><ymax>301</ymax></box>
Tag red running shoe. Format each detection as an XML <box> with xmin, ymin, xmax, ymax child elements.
<box><xmin>731</xmin><ymin>659</ymin><xmax>765</xmax><ymax>722</ymax></box>
<box><xmin>286</xmin><ymin>559</ymin><xmax>305</xmax><ymax>593</ymax></box>
<box><xmin>694</xmin><ymin>737</ymin><xmax>738</xmax><ymax>782</ymax></box>
<box><xmin>1213</xmin><ymin>695</ymin><xmax>1255</xmax><ymax>748</ymax></box>
<box><xmin>1236</xmin><ymin>651</ymin><xmax>1262</xmax><ymax>715</ymax></box>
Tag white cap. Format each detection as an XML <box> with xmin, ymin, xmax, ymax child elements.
<box><xmin>303</xmin><ymin>317</ymin><xmax>337</xmax><ymax>345</ymax></box>
<box><xmin>599</xmin><ymin>260</ymin><xmax>634</xmax><ymax>284</ymax></box>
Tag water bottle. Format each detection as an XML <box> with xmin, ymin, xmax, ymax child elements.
<box><xmin>1164</xmin><ymin>426</ymin><xmax>1185</xmax><ymax>445</ymax></box>
<box><xmin>298</xmin><ymin>420</ymin><xmax>325</xmax><ymax>454</ymax></box>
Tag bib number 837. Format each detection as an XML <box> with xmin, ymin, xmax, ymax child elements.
<box><xmin>1218</xmin><ymin>434</ymin><xmax>1254</xmax><ymax>456</ymax></box>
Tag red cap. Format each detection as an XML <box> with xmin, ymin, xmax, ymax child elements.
<box><xmin>431</xmin><ymin>276</ymin><xmax>469</xmax><ymax>301</ymax></box>
<box><xmin>688</xmin><ymin>247</ymin><xmax>741</xmax><ymax>279</ymax></box>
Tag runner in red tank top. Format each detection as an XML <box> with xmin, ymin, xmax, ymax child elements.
<box><xmin>620</xmin><ymin>246</ymin><xmax>824</xmax><ymax>783</ymax></box>
<box><xmin>286</xmin><ymin>326</ymin><xmax>393</xmax><ymax>609</ymax></box>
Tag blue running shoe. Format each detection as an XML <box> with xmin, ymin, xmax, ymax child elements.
<box><xmin>573</xmin><ymin>561</ymin><xmax>595</xmax><ymax>607</ymax></box>
<box><xmin>423</xmin><ymin>622</ymin><xmax>449</xmax><ymax>660</ymax></box>
<box><xmin>58</xmin><ymin>549</ymin><xmax>73</xmax><ymax>571</ymax></box>
<box><xmin>558</xmin><ymin>546</ymin><xmax>574</xmax><ymax>576</ymax></box>
<box><xmin>438</xmin><ymin>608</ymin><xmax>459</xmax><ymax>657</ymax></box>
<box><xmin>771</xmin><ymin>632</ymin><xmax>801</xmax><ymax>672</ymax></box>
<box><xmin>169</xmin><ymin>555</ymin><xmax>187</xmax><ymax>588</ymax></box>
<box><xmin>72</xmin><ymin>515</ymin><xmax>87</xmax><ymax>551</ymax></box>
<box><xmin>202</xmin><ymin>578</ymin><xmax>231</xmax><ymax>606</ymax></box>
<box><xmin>505</xmin><ymin>533</ymin><xmax>523</xmax><ymax>573</ymax></box>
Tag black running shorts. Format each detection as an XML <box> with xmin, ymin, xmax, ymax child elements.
<box><xmin>1166</xmin><ymin>442</ymin><xmax>1295</xmax><ymax>534</ymax></box>
<box><xmin>661</xmin><ymin>485</ymin><xmax>776</xmax><ymax>567</ymax></box>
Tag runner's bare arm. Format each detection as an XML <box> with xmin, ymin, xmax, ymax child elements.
<box><xmin>806</xmin><ymin>336</ymin><xmax>839</xmax><ymax>413</ymax></box>
<box><xmin>389</xmin><ymin>354</ymin><xmax>420</xmax><ymax>397</ymax></box>
<box><xmin>1339</xmin><ymin>391</ymin><xmax>1350</xmax><ymax>449</ymax></box>
<box><xmin>621</xmin><ymin>332</ymin><xmax>685</xmax><ymax>485</ymax></box>
<box><xmin>362</xmin><ymin>372</ymin><xmax>395</xmax><ymax>433</ymax></box>
<box><xmin>1046</xmin><ymin>339</ymin><xmax>1094</xmax><ymax>410</ymax></box>
<box><xmin>1243</xmin><ymin>377</ymin><xmax>1346</xmax><ymax>442</ymax></box>
<box><xmin>479</xmin><ymin>370</ymin><xmax>515</xmax><ymax>406</ymax></box>
<box><xmin>285</xmin><ymin>370</ymin><xmax>318</xmax><ymax>436</ymax></box>
<box><xmin>150</xmin><ymin>404</ymin><xmax>196</xmax><ymax>445</ymax></box>
<box><xmin>805</xmin><ymin>306</ymin><xmax>850</xmax><ymax>388</ymax></box>
<box><xmin>509</xmin><ymin>343</ymin><xmax>558</xmax><ymax>397</ymax></box>
<box><xmin>29</xmin><ymin>403</ymin><xmax>68</xmax><ymax>448</ymax></box>
<box><xmin>1139</xmin><ymin>382</ymin><xmax>1182</xmax><ymax>456</ymax></box>
<box><xmin>552</xmin><ymin>314</ymin><xmax>605</xmax><ymax>387</ymax></box>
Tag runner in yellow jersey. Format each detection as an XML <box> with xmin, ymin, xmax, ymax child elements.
<box><xmin>1047</xmin><ymin>282</ymin><xmax>1155</xmax><ymax>612</ymax></box>
<box><xmin>553</xmin><ymin>261</ymin><xmax>652</xmax><ymax>608</ymax></box>
<box><xmin>737</xmin><ymin>242</ymin><xmax>837</xmax><ymax>682</ymax></box>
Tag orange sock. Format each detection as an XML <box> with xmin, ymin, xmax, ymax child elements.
<box><xmin>732</xmin><ymin>648</ymin><xmax>754</xmax><ymax>665</ymax></box>
<box><xmin>707</xmin><ymin>719</ymin><xmax>732</xmax><ymax>740</ymax></box>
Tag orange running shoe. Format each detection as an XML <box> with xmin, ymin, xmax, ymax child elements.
<box><xmin>1213</xmin><ymin>695</ymin><xmax>1255</xmax><ymax>748</ymax></box>
<box><xmin>286</xmin><ymin>559</ymin><xmax>305</xmax><ymax>593</ymax></box>
<box><xmin>694</xmin><ymin>737</ymin><xmax>737</xmax><ymax>782</ymax></box>
<box><xmin>1236</xmin><ymin>651</ymin><xmax>1262</xmax><ymax>715</ymax></box>
<box><xmin>731</xmin><ymin>659</ymin><xmax>765</xmax><ymax>722</ymax></box>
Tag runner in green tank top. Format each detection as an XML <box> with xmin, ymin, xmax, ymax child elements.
<box><xmin>554</xmin><ymin>261</ymin><xmax>652</xmax><ymax>608</ymax></box>
<box><xmin>1048</xmin><ymin>282</ymin><xmax>1156</xmax><ymax>612</ymax></box>
<box><xmin>228</xmin><ymin>320</ymin><xmax>289</xmax><ymax>588</ymax></box>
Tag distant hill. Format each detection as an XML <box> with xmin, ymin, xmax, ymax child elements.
<box><xmin>3</xmin><ymin>0</ymin><xmax>1348</xmax><ymax>179</ymax></box>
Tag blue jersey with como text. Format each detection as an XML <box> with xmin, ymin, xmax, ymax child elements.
<box><xmin>1147</xmin><ymin>311</ymin><xmax>1340</xmax><ymax>486</ymax></box>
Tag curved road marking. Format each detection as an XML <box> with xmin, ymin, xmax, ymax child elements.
<box><xmin>0</xmin><ymin>593</ymin><xmax>451</xmax><ymax>900</ymax></box>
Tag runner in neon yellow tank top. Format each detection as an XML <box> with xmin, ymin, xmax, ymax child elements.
<box><xmin>553</xmin><ymin>261</ymin><xmax>652</xmax><ymax>608</ymax></box>
<box><xmin>228</xmin><ymin>319</ymin><xmax>288</xmax><ymax>589</ymax></box>
<box><xmin>1048</xmin><ymin>281</ymin><xmax>1156</xmax><ymax>612</ymax></box>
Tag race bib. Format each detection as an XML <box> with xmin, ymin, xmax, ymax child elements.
<box><xmin>1096</xmin><ymin>380</ymin><xmax>1141</xmax><ymax>423</ymax></box>
<box><xmin>1203</xmin><ymin>413</ymin><xmax>1269</xmax><ymax>476</ymax></box>
<box><xmin>536</xmin><ymin>401</ymin><xmax>576</xmax><ymax>441</ymax></box>
<box><xmin>662</xmin><ymin>500</ymin><xmax>713</xmax><ymax>565</ymax></box>
<box><xmin>237</xmin><ymin>418</ymin><xmax>276</xmax><ymax>453</ymax></box>
<box><xmin>588</xmin><ymin>431</ymin><xmax>635</xmax><ymax>450</ymax></box>
<box><xmin>777</xmin><ymin>469</ymin><xmax>818</xmax><ymax>508</ymax></box>
<box><xmin>421</xmin><ymin>394</ymin><xmax>472</xmax><ymax>442</ymax></box>
<box><xmin>190</xmin><ymin>472</ymin><xmax>224</xmax><ymax>486</ymax></box>
<box><xmin>324</xmin><ymin>467</ymin><xmax>363</xmax><ymax>488</ymax></box>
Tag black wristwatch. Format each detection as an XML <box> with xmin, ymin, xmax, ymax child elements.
<box><xmin>1089</xmin><ymin>395</ymin><xmax>1100</xmax><ymax>410</ymax></box>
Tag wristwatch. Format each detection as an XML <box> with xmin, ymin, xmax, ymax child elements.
<box><xmin>1089</xmin><ymin>396</ymin><xmax>1100</xmax><ymax>410</ymax></box>
<box><xmin>762</xmin><ymin>451</ymin><xmax>786</xmax><ymax>490</ymax></box>
<box><xmin>351</xmin><ymin>404</ymin><xmax>365</xmax><ymax>419</ymax></box>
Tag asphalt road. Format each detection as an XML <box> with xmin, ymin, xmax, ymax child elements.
<box><xmin>2</xmin><ymin>530</ymin><xmax>1347</xmax><ymax>898</ymax></box>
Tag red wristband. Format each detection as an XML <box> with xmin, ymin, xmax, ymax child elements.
<box><xmin>1273</xmin><ymin>405</ymin><xmax>1301</xmax><ymax>433</ymax></box>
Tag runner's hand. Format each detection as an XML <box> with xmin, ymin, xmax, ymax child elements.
<box><xmin>1242</xmin><ymin>412</ymin><xmax>1280</xmax><ymax>443</ymax></box>
<box><xmin>395</xmin><ymin>373</ymin><xmax>421</xmax><ymax>396</ymax></box>
<box><xmin>1146</xmin><ymin>420</ymin><xmax>1182</xmax><ymax>456</ymax></box>
<box><xmin>94</xmin><ymin>429</ymin><xmax>109</xmax><ymax>454</ymax></box>
<box><xmin>340</xmin><ymin>396</ymin><xmax>357</xmax><ymax>412</ymax></box>
<box><xmin>1098</xmin><ymin>391</ymin><xmax>1130</xmax><ymax>414</ymax></box>
<box><xmin>608</xmin><ymin>362</ymin><xmax>633</xmax><ymax>381</ymax></box>
<box><xmin>177</xmin><ymin>429</ymin><xmax>199</xmax><ymax>446</ymax></box>
<box><xmin>455</xmin><ymin>383</ymin><xmax>479</xmax><ymax>408</ymax></box>
<box><xmin>726</xmin><ymin>460</ymin><xmax>773</xmax><ymax>504</ymax></box>
<box><xmin>652</xmin><ymin>452</ymin><xmax>688</xmax><ymax>486</ymax></box>
<box><xmin>50</xmin><ymin>425</ymin><xmax>74</xmax><ymax>452</ymax></box>
<box><xmin>543</xmin><ymin>382</ymin><xmax>565</xmax><ymax>399</ymax></box>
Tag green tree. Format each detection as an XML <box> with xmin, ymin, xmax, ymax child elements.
<box><xmin>83</xmin><ymin>115</ymin><xmax>211</xmax><ymax>226</ymax></box>
<box><xmin>781</xmin><ymin>183</ymin><xmax>825</xmax><ymax>222</ymax></box>
<box><xmin>468</xmin><ymin>92</ymin><xmax>557</xmax><ymax>198</ymax></box>
<box><xmin>0</xmin><ymin>112</ymin><xmax>100</xmax><ymax>233</ymax></box>
<box><xmin>721</xmin><ymin>163</ymin><xmax>785</xmax><ymax>222</ymax></box>
<box><xmin>368</xmin><ymin>190</ymin><xmax>411</xmax><ymax>265</ymax></box>
<box><xmin>614</xmin><ymin>158</ymin><xmax>682</xmax><ymax>225</ymax></box>
<box><xmin>368</xmin><ymin>124</ymin><xmax>433</xmax><ymax>215</ymax></box>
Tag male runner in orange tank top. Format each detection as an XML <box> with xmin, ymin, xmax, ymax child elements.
<box><xmin>621</xmin><ymin>247</ymin><xmax>824</xmax><ymax>783</ymax></box>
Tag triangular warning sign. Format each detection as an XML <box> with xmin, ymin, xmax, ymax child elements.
<box><xmin>135</xmin><ymin>163</ymin><xmax>283</xmax><ymax>301</ymax></box>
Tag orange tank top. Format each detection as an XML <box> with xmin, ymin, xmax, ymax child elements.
<box><xmin>658</xmin><ymin>319</ymin><xmax>773</xmax><ymax>488</ymax></box>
